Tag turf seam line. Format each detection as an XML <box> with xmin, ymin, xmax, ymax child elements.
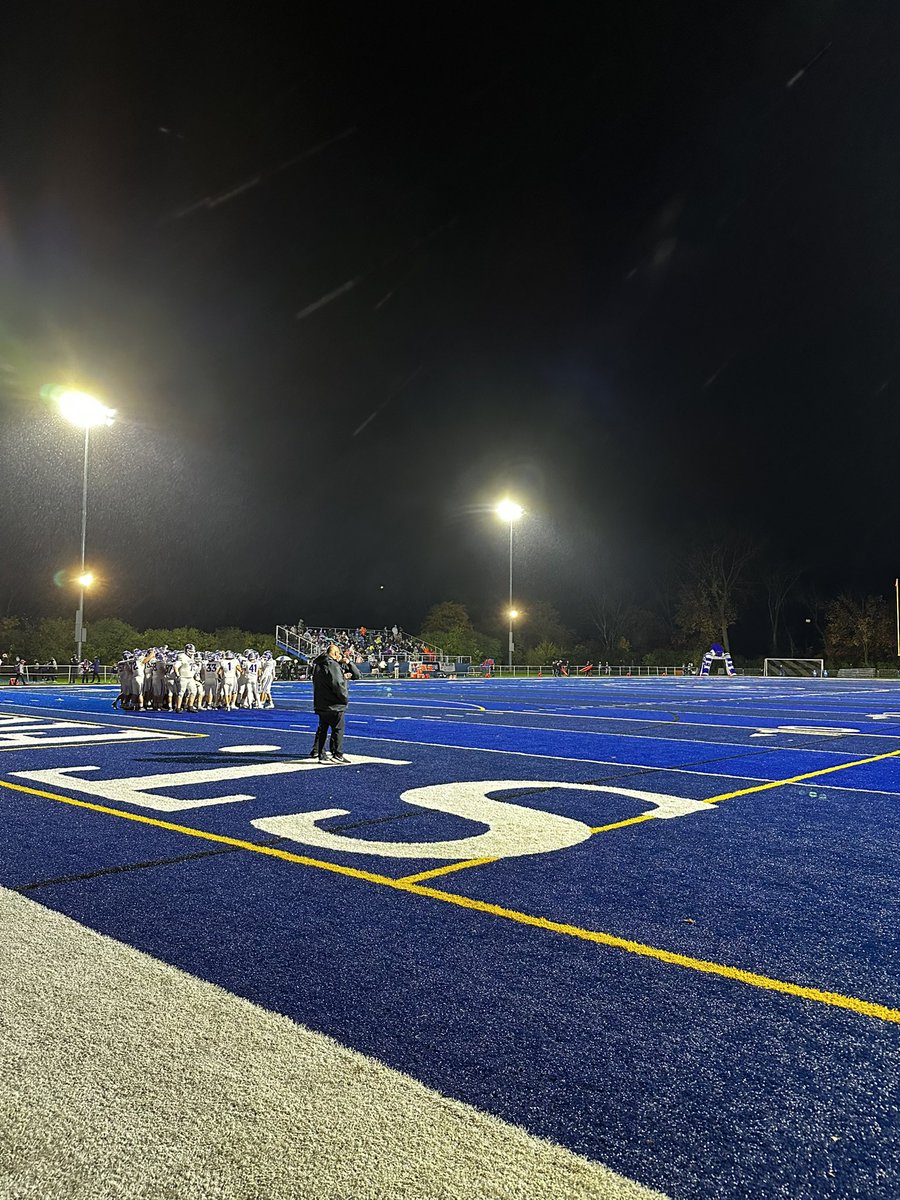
<box><xmin>14</xmin><ymin>846</ymin><xmax>243</xmax><ymax>891</ymax></box>
<box><xmin>13</xmin><ymin>835</ymin><xmax>291</xmax><ymax>892</ymax></box>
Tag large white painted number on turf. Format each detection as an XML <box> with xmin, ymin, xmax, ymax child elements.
<box><xmin>251</xmin><ymin>781</ymin><xmax>713</xmax><ymax>861</ymax></box>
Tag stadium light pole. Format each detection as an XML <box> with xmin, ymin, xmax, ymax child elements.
<box><xmin>57</xmin><ymin>390</ymin><xmax>116</xmax><ymax>664</ymax></box>
<box><xmin>495</xmin><ymin>499</ymin><xmax>524</xmax><ymax>670</ymax></box>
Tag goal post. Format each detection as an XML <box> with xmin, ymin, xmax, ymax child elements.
<box><xmin>763</xmin><ymin>657</ymin><xmax>825</xmax><ymax>678</ymax></box>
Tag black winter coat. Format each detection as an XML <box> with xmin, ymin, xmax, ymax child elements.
<box><xmin>312</xmin><ymin>652</ymin><xmax>349</xmax><ymax>712</ymax></box>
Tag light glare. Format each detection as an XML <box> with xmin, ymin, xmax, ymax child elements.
<box><xmin>496</xmin><ymin>498</ymin><xmax>524</xmax><ymax>523</ymax></box>
<box><xmin>77</xmin><ymin>572</ymin><xmax>94</xmax><ymax>587</ymax></box>
<box><xmin>58</xmin><ymin>390</ymin><xmax>116</xmax><ymax>429</ymax></box>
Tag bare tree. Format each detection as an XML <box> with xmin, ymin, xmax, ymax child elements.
<box><xmin>587</xmin><ymin>586</ymin><xmax>629</xmax><ymax>660</ymax></box>
<box><xmin>798</xmin><ymin>584</ymin><xmax>830</xmax><ymax>658</ymax></box>
<box><xmin>825</xmin><ymin>594</ymin><xmax>893</xmax><ymax>666</ymax></box>
<box><xmin>676</xmin><ymin>537</ymin><xmax>757</xmax><ymax>653</ymax></box>
<box><xmin>764</xmin><ymin>564</ymin><xmax>803</xmax><ymax>654</ymax></box>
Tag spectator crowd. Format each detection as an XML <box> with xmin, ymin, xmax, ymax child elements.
<box><xmin>286</xmin><ymin>623</ymin><xmax>438</xmax><ymax>675</ymax></box>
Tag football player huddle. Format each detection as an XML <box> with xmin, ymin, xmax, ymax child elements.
<box><xmin>112</xmin><ymin>645</ymin><xmax>277</xmax><ymax>713</ymax></box>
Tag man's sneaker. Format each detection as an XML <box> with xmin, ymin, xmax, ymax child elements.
<box><xmin>318</xmin><ymin>753</ymin><xmax>332</xmax><ymax>764</ymax></box>
<box><xmin>331</xmin><ymin>754</ymin><xmax>350</xmax><ymax>764</ymax></box>
<box><xmin>308</xmin><ymin>749</ymin><xmax>320</xmax><ymax>759</ymax></box>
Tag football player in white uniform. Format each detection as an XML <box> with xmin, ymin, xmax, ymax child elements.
<box><xmin>201</xmin><ymin>655</ymin><xmax>219</xmax><ymax>709</ymax></box>
<box><xmin>130</xmin><ymin>649</ymin><xmax>153</xmax><ymax>712</ymax></box>
<box><xmin>185</xmin><ymin>655</ymin><xmax>203</xmax><ymax>712</ymax></box>
<box><xmin>146</xmin><ymin>650</ymin><xmax>166</xmax><ymax>710</ymax></box>
<box><xmin>112</xmin><ymin>653</ymin><xmax>131</xmax><ymax>710</ymax></box>
<box><xmin>239</xmin><ymin>649</ymin><xmax>261</xmax><ymax>708</ymax></box>
<box><xmin>173</xmin><ymin>644</ymin><xmax>197</xmax><ymax>713</ymax></box>
<box><xmin>218</xmin><ymin>651</ymin><xmax>238</xmax><ymax>710</ymax></box>
<box><xmin>258</xmin><ymin>650</ymin><xmax>276</xmax><ymax>708</ymax></box>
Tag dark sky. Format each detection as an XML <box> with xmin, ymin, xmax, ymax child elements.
<box><xmin>2</xmin><ymin>1</ymin><xmax>899</xmax><ymax>638</ymax></box>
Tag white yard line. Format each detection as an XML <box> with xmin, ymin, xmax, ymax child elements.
<box><xmin>3</xmin><ymin>701</ymin><xmax>897</xmax><ymax>795</ymax></box>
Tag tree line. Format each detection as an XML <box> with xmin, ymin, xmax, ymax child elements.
<box><xmin>3</xmin><ymin>538</ymin><xmax>896</xmax><ymax>669</ymax></box>
<box><xmin>0</xmin><ymin>616</ymin><xmax>278</xmax><ymax>667</ymax></box>
<box><xmin>419</xmin><ymin>539</ymin><xmax>900</xmax><ymax>668</ymax></box>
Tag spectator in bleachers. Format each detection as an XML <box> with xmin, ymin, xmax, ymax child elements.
<box><xmin>299</xmin><ymin>623</ymin><xmax>432</xmax><ymax>669</ymax></box>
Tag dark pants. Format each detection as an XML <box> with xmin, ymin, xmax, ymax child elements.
<box><xmin>313</xmin><ymin>708</ymin><xmax>346</xmax><ymax>755</ymax></box>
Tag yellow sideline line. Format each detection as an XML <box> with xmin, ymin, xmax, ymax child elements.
<box><xmin>0</xmin><ymin>779</ymin><xmax>406</xmax><ymax>887</ymax></box>
<box><xmin>397</xmin><ymin>746</ymin><xmax>900</xmax><ymax>883</ymax></box>
<box><xmin>399</xmin><ymin>814</ymin><xmax>656</xmax><ymax>883</ymax></box>
<box><xmin>4</xmin><ymin>773</ymin><xmax>900</xmax><ymax>1024</ymax></box>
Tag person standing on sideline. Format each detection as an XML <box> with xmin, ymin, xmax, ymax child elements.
<box><xmin>90</xmin><ymin>656</ymin><xmax>101</xmax><ymax>683</ymax></box>
<box><xmin>310</xmin><ymin>643</ymin><xmax>351</xmax><ymax>763</ymax></box>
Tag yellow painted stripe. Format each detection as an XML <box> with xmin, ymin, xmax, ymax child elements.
<box><xmin>399</xmin><ymin>806</ymin><xmax>657</xmax><ymax>883</ymax></box>
<box><xmin>379</xmin><ymin>748</ymin><xmax>900</xmax><ymax>885</ymax></box>
<box><xmin>396</xmin><ymin>884</ymin><xmax>900</xmax><ymax>1025</ymax></box>
<box><xmin>4</xmin><ymin>775</ymin><xmax>900</xmax><ymax>1024</ymax></box>
<box><xmin>0</xmin><ymin>779</ymin><xmax>401</xmax><ymax>888</ymax></box>
<box><xmin>399</xmin><ymin>858</ymin><xmax>496</xmax><ymax>884</ymax></box>
<box><xmin>702</xmin><ymin>746</ymin><xmax>900</xmax><ymax>803</ymax></box>
<box><xmin>589</xmin><ymin>813</ymin><xmax>656</xmax><ymax>834</ymax></box>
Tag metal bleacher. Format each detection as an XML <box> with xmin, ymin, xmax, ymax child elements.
<box><xmin>275</xmin><ymin>625</ymin><xmax>318</xmax><ymax>661</ymax></box>
<box><xmin>274</xmin><ymin>624</ymin><xmax>472</xmax><ymax>677</ymax></box>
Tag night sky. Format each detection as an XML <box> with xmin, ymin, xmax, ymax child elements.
<box><xmin>2</xmin><ymin>2</ymin><xmax>899</xmax><ymax>641</ymax></box>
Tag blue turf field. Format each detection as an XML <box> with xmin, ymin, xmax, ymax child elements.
<box><xmin>3</xmin><ymin>676</ymin><xmax>900</xmax><ymax>1198</ymax></box>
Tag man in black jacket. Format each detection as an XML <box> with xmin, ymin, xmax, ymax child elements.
<box><xmin>310</xmin><ymin>644</ymin><xmax>351</xmax><ymax>763</ymax></box>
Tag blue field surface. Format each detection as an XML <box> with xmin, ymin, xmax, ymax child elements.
<box><xmin>2</xmin><ymin>676</ymin><xmax>899</xmax><ymax>1198</ymax></box>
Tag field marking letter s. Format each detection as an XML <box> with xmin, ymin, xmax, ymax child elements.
<box><xmin>252</xmin><ymin>780</ymin><xmax>713</xmax><ymax>860</ymax></box>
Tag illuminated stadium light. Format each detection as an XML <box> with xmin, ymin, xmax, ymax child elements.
<box><xmin>57</xmin><ymin>389</ymin><xmax>116</xmax><ymax>428</ymax></box>
<box><xmin>50</xmin><ymin>387</ymin><xmax>117</xmax><ymax>661</ymax></box>
<box><xmin>495</xmin><ymin>498</ymin><xmax>526</xmax><ymax>669</ymax></box>
<box><xmin>495</xmin><ymin>498</ymin><xmax>524</xmax><ymax>523</ymax></box>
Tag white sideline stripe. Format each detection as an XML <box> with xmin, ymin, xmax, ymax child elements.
<box><xmin>5</xmin><ymin>705</ymin><xmax>900</xmax><ymax>797</ymax></box>
<box><xmin>351</xmin><ymin>700</ymin><xmax>488</xmax><ymax>712</ymax></box>
<box><xmin>315</xmin><ymin>734</ymin><xmax>900</xmax><ymax>796</ymax></box>
<box><xmin>1</xmin><ymin>888</ymin><xmax>663</xmax><ymax>1200</ymax></box>
<box><xmin>483</xmin><ymin>707</ymin><xmax>900</xmax><ymax>732</ymax></box>
<box><xmin>380</xmin><ymin>717</ymin><xmax>887</xmax><ymax>758</ymax></box>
